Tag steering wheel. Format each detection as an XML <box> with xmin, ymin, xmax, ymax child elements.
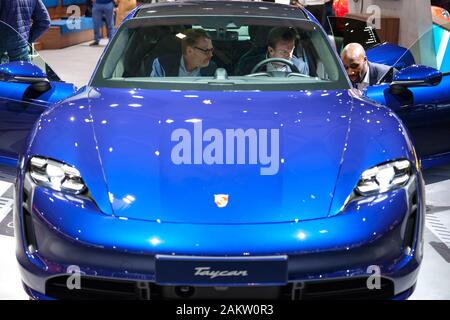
<box><xmin>249</xmin><ymin>57</ymin><xmax>300</xmax><ymax>75</ymax></box>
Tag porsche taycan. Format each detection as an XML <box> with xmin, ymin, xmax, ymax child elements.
<box><xmin>1</xmin><ymin>0</ymin><xmax>450</xmax><ymax>299</ymax></box>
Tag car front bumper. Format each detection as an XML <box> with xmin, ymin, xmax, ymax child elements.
<box><xmin>15</xmin><ymin>174</ymin><xmax>424</xmax><ymax>299</ymax></box>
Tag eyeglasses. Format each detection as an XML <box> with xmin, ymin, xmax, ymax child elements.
<box><xmin>194</xmin><ymin>46</ymin><xmax>214</xmax><ymax>54</ymax></box>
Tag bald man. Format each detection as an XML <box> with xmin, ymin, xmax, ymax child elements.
<box><xmin>341</xmin><ymin>43</ymin><xmax>393</xmax><ymax>90</ymax></box>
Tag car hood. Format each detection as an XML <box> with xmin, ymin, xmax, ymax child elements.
<box><xmin>87</xmin><ymin>88</ymin><xmax>354</xmax><ymax>224</ymax></box>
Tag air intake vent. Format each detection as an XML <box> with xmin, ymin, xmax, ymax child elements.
<box><xmin>22</xmin><ymin>206</ymin><xmax>38</xmax><ymax>253</ymax></box>
<box><xmin>295</xmin><ymin>277</ymin><xmax>395</xmax><ymax>300</ymax></box>
<box><xmin>46</xmin><ymin>276</ymin><xmax>396</xmax><ymax>300</ymax></box>
<box><xmin>46</xmin><ymin>276</ymin><xmax>143</xmax><ymax>300</ymax></box>
<box><xmin>403</xmin><ymin>191</ymin><xmax>418</xmax><ymax>252</ymax></box>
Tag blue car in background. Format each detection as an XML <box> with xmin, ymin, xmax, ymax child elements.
<box><xmin>0</xmin><ymin>0</ymin><xmax>449</xmax><ymax>300</ymax></box>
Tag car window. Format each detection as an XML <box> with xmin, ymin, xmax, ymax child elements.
<box><xmin>394</xmin><ymin>22</ymin><xmax>450</xmax><ymax>72</ymax></box>
<box><xmin>0</xmin><ymin>20</ymin><xmax>62</xmax><ymax>82</ymax></box>
<box><xmin>327</xmin><ymin>17</ymin><xmax>381</xmax><ymax>53</ymax></box>
<box><xmin>91</xmin><ymin>16</ymin><xmax>350</xmax><ymax>91</ymax></box>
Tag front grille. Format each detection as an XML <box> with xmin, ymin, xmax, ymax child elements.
<box><xmin>45</xmin><ymin>276</ymin><xmax>396</xmax><ymax>300</ymax></box>
<box><xmin>46</xmin><ymin>276</ymin><xmax>141</xmax><ymax>300</ymax></box>
<box><xmin>284</xmin><ymin>277</ymin><xmax>395</xmax><ymax>300</ymax></box>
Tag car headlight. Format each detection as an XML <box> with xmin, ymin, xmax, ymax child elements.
<box><xmin>29</xmin><ymin>156</ymin><xmax>87</xmax><ymax>194</ymax></box>
<box><xmin>355</xmin><ymin>159</ymin><xmax>412</xmax><ymax>196</ymax></box>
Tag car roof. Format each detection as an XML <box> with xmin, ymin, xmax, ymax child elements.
<box><xmin>135</xmin><ymin>0</ymin><xmax>309</xmax><ymax>20</ymax></box>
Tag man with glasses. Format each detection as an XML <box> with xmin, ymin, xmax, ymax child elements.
<box><xmin>150</xmin><ymin>28</ymin><xmax>217</xmax><ymax>77</ymax></box>
<box><xmin>341</xmin><ymin>43</ymin><xmax>394</xmax><ymax>90</ymax></box>
<box><xmin>237</xmin><ymin>27</ymin><xmax>309</xmax><ymax>75</ymax></box>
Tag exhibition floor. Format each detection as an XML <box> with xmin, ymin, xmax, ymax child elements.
<box><xmin>0</xmin><ymin>42</ymin><xmax>449</xmax><ymax>300</ymax></box>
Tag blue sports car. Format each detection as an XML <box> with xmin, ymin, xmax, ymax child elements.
<box><xmin>1</xmin><ymin>0</ymin><xmax>450</xmax><ymax>300</ymax></box>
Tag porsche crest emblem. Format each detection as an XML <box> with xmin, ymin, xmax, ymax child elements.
<box><xmin>214</xmin><ymin>194</ymin><xmax>229</xmax><ymax>208</ymax></box>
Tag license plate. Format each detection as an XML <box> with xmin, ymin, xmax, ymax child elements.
<box><xmin>155</xmin><ymin>255</ymin><xmax>288</xmax><ymax>285</ymax></box>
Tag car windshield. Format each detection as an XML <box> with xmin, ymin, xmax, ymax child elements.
<box><xmin>91</xmin><ymin>15</ymin><xmax>350</xmax><ymax>91</ymax></box>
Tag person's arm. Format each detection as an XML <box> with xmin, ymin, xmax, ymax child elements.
<box><xmin>29</xmin><ymin>0</ymin><xmax>51</xmax><ymax>43</ymax></box>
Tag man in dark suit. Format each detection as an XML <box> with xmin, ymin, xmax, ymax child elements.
<box><xmin>150</xmin><ymin>28</ymin><xmax>216</xmax><ymax>77</ymax></box>
<box><xmin>236</xmin><ymin>26</ymin><xmax>309</xmax><ymax>76</ymax></box>
<box><xmin>341</xmin><ymin>43</ymin><xmax>394</xmax><ymax>90</ymax></box>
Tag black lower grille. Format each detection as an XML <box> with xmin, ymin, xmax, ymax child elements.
<box><xmin>45</xmin><ymin>276</ymin><xmax>396</xmax><ymax>300</ymax></box>
<box><xmin>286</xmin><ymin>277</ymin><xmax>395</xmax><ymax>300</ymax></box>
<box><xmin>46</xmin><ymin>276</ymin><xmax>140</xmax><ymax>300</ymax></box>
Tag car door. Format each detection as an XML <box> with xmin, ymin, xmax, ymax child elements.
<box><xmin>365</xmin><ymin>22</ymin><xmax>450</xmax><ymax>166</ymax></box>
<box><xmin>367</xmin><ymin>75</ymin><xmax>450</xmax><ymax>161</ymax></box>
<box><xmin>0</xmin><ymin>21</ymin><xmax>77</xmax><ymax>166</ymax></box>
<box><xmin>328</xmin><ymin>17</ymin><xmax>450</xmax><ymax>166</ymax></box>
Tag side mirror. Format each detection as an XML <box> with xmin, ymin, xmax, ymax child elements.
<box><xmin>0</xmin><ymin>61</ymin><xmax>50</xmax><ymax>93</ymax></box>
<box><xmin>390</xmin><ymin>65</ymin><xmax>442</xmax><ymax>93</ymax></box>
